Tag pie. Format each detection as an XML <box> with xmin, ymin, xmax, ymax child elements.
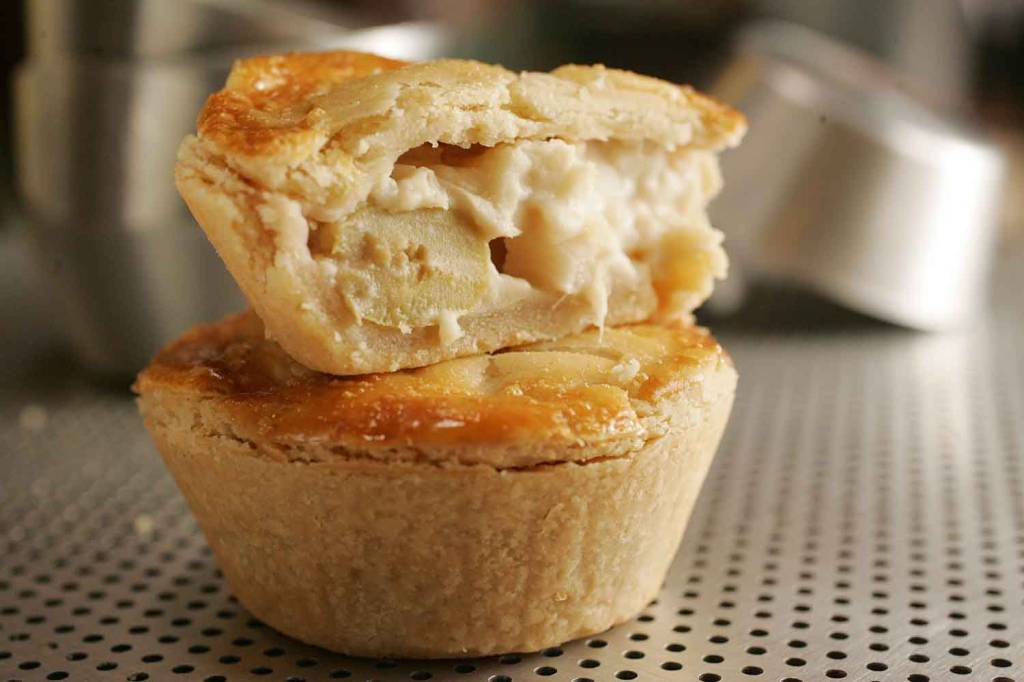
<box><xmin>135</xmin><ymin>310</ymin><xmax>736</xmax><ymax>657</ymax></box>
<box><xmin>176</xmin><ymin>52</ymin><xmax>745</xmax><ymax>374</ymax></box>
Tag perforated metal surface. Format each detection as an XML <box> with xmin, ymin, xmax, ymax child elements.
<box><xmin>2</xmin><ymin>255</ymin><xmax>1024</xmax><ymax>682</ymax></box>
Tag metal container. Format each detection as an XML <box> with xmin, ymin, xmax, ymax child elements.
<box><xmin>13</xmin><ymin>5</ymin><xmax>453</xmax><ymax>377</ymax></box>
<box><xmin>709</xmin><ymin>21</ymin><xmax>1005</xmax><ymax>330</ymax></box>
<box><xmin>24</xmin><ymin>0</ymin><xmax>356</xmax><ymax>58</ymax></box>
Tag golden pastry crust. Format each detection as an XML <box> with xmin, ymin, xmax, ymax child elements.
<box><xmin>196</xmin><ymin>52</ymin><xmax>744</xmax><ymax>187</ymax></box>
<box><xmin>136</xmin><ymin>310</ymin><xmax>732</xmax><ymax>468</ymax></box>
<box><xmin>135</xmin><ymin>313</ymin><xmax>736</xmax><ymax>657</ymax></box>
<box><xmin>176</xmin><ymin>51</ymin><xmax>746</xmax><ymax>375</ymax></box>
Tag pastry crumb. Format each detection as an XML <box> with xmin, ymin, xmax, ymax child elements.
<box><xmin>610</xmin><ymin>358</ymin><xmax>641</xmax><ymax>384</ymax></box>
<box><xmin>133</xmin><ymin>514</ymin><xmax>155</xmax><ymax>536</ymax></box>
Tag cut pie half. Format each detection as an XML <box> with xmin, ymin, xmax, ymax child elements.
<box><xmin>176</xmin><ymin>51</ymin><xmax>746</xmax><ymax>374</ymax></box>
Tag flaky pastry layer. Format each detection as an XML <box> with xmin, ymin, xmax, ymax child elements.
<box><xmin>135</xmin><ymin>311</ymin><xmax>734</xmax><ymax>468</ymax></box>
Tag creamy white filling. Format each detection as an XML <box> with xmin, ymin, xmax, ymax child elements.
<box><xmin>367</xmin><ymin>138</ymin><xmax>720</xmax><ymax>331</ymax></box>
<box><xmin>436</xmin><ymin>309</ymin><xmax>464</xmax><ymax>346</ymax></box>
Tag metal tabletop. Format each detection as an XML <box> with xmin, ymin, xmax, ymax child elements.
<box><xmin>2</xmin><ymin>229</ymin><xmax>1023</xmax><ymax>682</ymax></box>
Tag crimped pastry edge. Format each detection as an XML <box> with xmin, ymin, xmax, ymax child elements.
<box><xmin>135</xmin><ymin>312</ymin><xmax>733</xmax><ymax>468</ymax></box>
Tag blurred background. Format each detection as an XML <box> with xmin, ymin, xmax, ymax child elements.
<box><xmin>0</xmin><ymin>0</ymin><xmax>1022</xmax><ymax>386</ymax></box>
<box><xmin>5</xmin><ymin>6</ymin><xmax>1024</xmax><ymax>681</ymax></box>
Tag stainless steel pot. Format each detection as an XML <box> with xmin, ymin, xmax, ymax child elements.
<box><xmin>709</xmin><ymin>22</ymin><xmax>1005</xmax><ymax>330</ymax></box>
<box><xmin>24</xmin><ymin>0</ymin><xmax>356</xmax><ymax>58</ymax></box>
<box><xmin>13</xmin><ymin>10</ymin><xmax>453</xmax><ymax>377</ymax></box>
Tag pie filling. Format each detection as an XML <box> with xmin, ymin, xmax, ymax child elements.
<box><xmin>307</xmin><ymin>138</ymin><xmax>725</xmax><ymax>340</ymax></box>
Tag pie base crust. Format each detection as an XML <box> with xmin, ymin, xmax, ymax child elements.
<box><xmin>136</xmin><ymin>312</ymin><xmax>736</xmax><ymax>656</ymax></box>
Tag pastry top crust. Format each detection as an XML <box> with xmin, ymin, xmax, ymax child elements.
<box><xmin>135</xmin><ymin>312</ymin><xmax>734</xmax><ymax>468</ymax></box>
<box><xmin>191</xmin><ymin>50</ymin><xmax>746</xmax><ymax>218</ymax></box>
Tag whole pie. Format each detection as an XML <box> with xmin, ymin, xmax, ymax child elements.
<box><xmin>176</xmin><ymin>52</ymin><xmax>745</xmax><ymax>374</ymax></box>
<box><xmin>135</xmin><ymin>311</ymin><xmax>736</xmax><ymax>657</ymax></box>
